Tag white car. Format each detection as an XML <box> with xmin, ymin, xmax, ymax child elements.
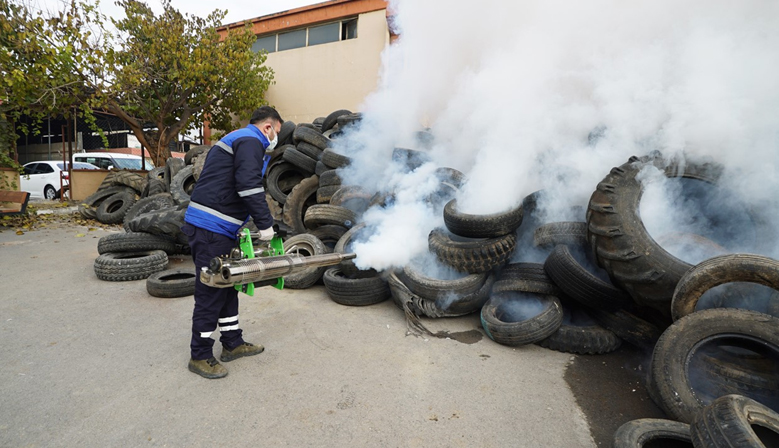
<box><xmin>73</xmin><ymin>152</ymin><xmax>155</xmax><ymax>171</ymax></box>
<box><xmin>21</xmin><ymin>161</ymin><xmax>99</xmax><ymax>200</ymax></box>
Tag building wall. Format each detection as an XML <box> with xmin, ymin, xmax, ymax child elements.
<box><xmin>262</xmin><ymin>9</ymin><xmax>388</xmax><ymax>124</ymax></box>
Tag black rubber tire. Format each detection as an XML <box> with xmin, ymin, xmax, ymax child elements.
<box><xmin>317</xmin><ymin>185</ymin><xmax>340</xmax><ymax>204</ymax></box>
<box><xmin>297</xmin><ymin>141</ymin><xmax>324</xmax><ymax>161</ymax></box>
<box><xmin>322</xmin><ymin>109</ymin><xmax>351</xmax><ymax>132</ymax></box>
<box><xmin>97</xmin><ymin>171</ymin><xmax>118</xmax><ymax>191</ymax></box>
<box><xmin>123</xmin><ymin>193</ymin><xmax>175</xmax><ymax>231</ymax></box>
<box><xmin>315</xmin><ymin>160</ymin><xmax>328</xmax><ymax>176</ymax></box>
<box><xmin>144</xmin><ymin>177</ymin><xmax>168</xmax><ymax>197</ymax></box>
<box><xmin>79</xmin><ymin>186</ymin><xmax>134</xmax><ymax>219</ymax></box>
<box><xmin>400</xmin><ymin>264</ymin><xmax>487</xmax><ymax>300</ymax></box>
<box><xmin>671</xmin><ymin>254</ymin><xmax>779</xmax><ymax>321</ymax></box>
<box><xmin>192</xmin><ymin>147</ymin><xmax>210</xmax><ymax>181</ymax></box>
<box><xmin>588</xmin><ymin>308</ymin><xmax>661</xmax><ymax>351</ymax></box>
<box><xmin>94</xmin><ymin>250</ymin><xmax>168</xmax><ymax>281</ymax></box>
<box><xmin>434</xmin><ymin>167</ymin><xmax>466</xmax><ymax>189</ymax></box>
<box><xmin>166</xmin><ymin>157</ymin><xmax>185</xmax><ymax>181</ymax></box>
<box><xmin>650</xmin><ymin>308</ymin><xmax>779</xmax><ymax>422</ymax></box>
<box><xmin>266</xmin><ymin>161</ymin><xmax>306</xmax><ymax>205</ymax></box>
<box><xmin>428</xmin><ymin>228</ymin><xmax>516</xmax><ymax>274</ymax></box>
<box><xmin>336</xmin><ymin>113</ymin><xmax>362</xmax><ymax>129</ymax></box>
<box><xmin>292</xmin><ymin>126</ymin><xmax>330</xmax><ymax>150</ymax></box>
<box><xmin>184</xmin><ymin>145</ymin><xmax>209</xmax><ymax>165</ymax></box>
<box><xmin>321</xmin><ymin>148</ymin><xmax>351</xmax><ymax>169</ymax></box>
<box><xmin>587</xmin><ymin>154</ymin><xmax>723</xmax><ymax>317</ymax></box>
<box><xmin>303</xmin><ymin>204</ymin><xmax>357</xmax><ymax>230</ymax></box>
<box><xmin>98</xmin><ymin>231</ymin><xmax>178</xmax><ymax>255</ymax></box>
<box><xmin>691</xmin><ymin>394</ymin><xmax>779</xmax><ymax>448</ymax></box>
<box><xmin>395</xmin><ymin>271</ymin><xmax>495</xmax><ymax>318</ymax></box>
<box><xmin>282</xmin><ymin>233</ymin><xmax>329</xmax><ymax>289</ymax></box>
<box><xmin>108</xmin><ymin>170</ymin><xmax>147</xmax><ymax>194</ymax></box>
<box><xmin>126</xmin><ymin>206</ymin><xmax>187</xmax><ymax>241</ymax></box>
<box><xmin>543</xmin><ymin>244</ymin><xmax>632</xmax><ymax>311</ymax></box>
<box><xmin>170</xmin><ymin>165</ymin><xmax>196</xmax><ymax>205</ymax></box>
<box><xmin>537</xmin><ymin>303</ymin><xmax>621</xmax><ymax>355</ymax></box>
<box><xmin>533</xmin><ymin>222</ymin><xmax>588</xmax><ymax>248</ymax></box>
<box><xmin>278</xmin><ymin>121</ymin><xmax>296</xmax><ymax>147</ymax></box>
<box><xmin>282</xmin><ymin>175</ymin><xmax>319</xmax><ymax>234</ymax></box>
<box><xmin>319</xmin><ymin>170</ymin><xmax>342</xmax><ymax>187</ymax></box>
<box><xmin>309</xmin><ymin>225</ymin><xmax>347</xmax><ymax>251</ymax></box>
<box><xmin>323</xmin><ymin>268</ymin><xmax>390</xmax><ymax>306</ymax></box>
<box><xmin>492</xmin><ymin>262</ymin><xmax>561</xmax><ymax>296</ymax></box>
<box><xmin>146</xmin><ymin>268</ymin><xmax>196</xmax><ymax>298</ymax></box>
<box><xmin>147</xmin><ymin>166</ymin><xmax>166</xmax><ymax>182</ymax></box>
<box><xmin>392</xmin><ymin>147</ymin><xmax>431</xmax><ymax>172</ymax></box>
<box><xmin>329</xmin><ymin>186</ymin><xmax>372</xmax><ymax>210</ymax></box>
<box><xmin>480</xmin><ymin>292</ymin><xmax>563</xmax><ymax>346</ymax></box>
<box><xmin>613</xmin><ymin>419</ymin><xmax>692</xmax><ymax>448</ymax></box>
<box><xmin>282</xmin><ymin>146</ymin><xmax>317</xmax><ymax>174</ymax></box>
<box><xmin>443</xmin><ymin>199</ymin><xmax>524</xmax><ymax>238</ymax></box>
<box><xmin>95</xmin><ymin>190</ymin><xmax>138</xmax><ymax>224</ymax></box>
<box><xmin>333</xmin><ymin>223</ymin><xmax>374</xmax><ymax>277</ymax></box>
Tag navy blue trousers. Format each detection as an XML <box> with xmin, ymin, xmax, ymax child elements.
<box><xmin>182</xmin><ymin>223</ymin><xmax>245</xmax><ymax>360</ymax></box>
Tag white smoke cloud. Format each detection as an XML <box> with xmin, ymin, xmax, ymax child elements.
<box><xmin>336</xmin><ymin>0</ymin><xmax>779</xmax><ymax>271</ymax></box>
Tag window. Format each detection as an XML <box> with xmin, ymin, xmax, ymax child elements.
<box><xmin>278</xmin><ymin>29</ymin><xmax>306</xmax><ymax>51</ymax></box>
<box><xmin>342</xmin><ymin>18</ymin><xmax>357</xmax><ymax>40</ymax></box>
<box><xmin>252</xmin><ymin>17</ymin><xmax>358</xmax><ymax>53</ymax></box>
<box><xmin>38</xmin><ymin>163</ymin><xmax>54</xmax><ymax>174</ymax></box>
<box><xmin>23</xmin><ymin>163</ymin><xmax>40</xmax><ymax>175</ymax></box>
<box><xmin>308</xmin><ymin>22</ymin><xmax>339</xmax><ymax>46</ymax></box>
<box><xmin>253</xmin><ymin>35</ymin><xmax>276</xmax><ymax>53</ymax></box>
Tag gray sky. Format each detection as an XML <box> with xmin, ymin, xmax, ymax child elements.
<box><xmin>35</xmin><ymin>0</ymin><xmax>324</xmax><ymax>26</ymax></box>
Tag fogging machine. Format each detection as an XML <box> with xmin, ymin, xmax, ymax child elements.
<box><xmin>199</xmin><ymin>227</ymin><xmax>356</xmax><ymax>296</ymax></box>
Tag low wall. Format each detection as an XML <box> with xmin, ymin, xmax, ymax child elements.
<box><xmin>70</xmin><ymin>169</ymin><xmax>149</xmax><ymax>201</ymax></box>
<box><xmin>0</xmin><ymin>168</ymin><xmax>21</xmax><ymax>190</ymax></box>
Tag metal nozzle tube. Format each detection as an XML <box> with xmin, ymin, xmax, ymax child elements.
<box><xmin>221</xmin><ymin>252</ymin><xmax>357</xmax><ymax>285</ymax></box>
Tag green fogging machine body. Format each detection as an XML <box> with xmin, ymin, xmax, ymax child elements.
<box><xmin>199</xmin><ymin>228</ymin><xmax>356</xmax><ymax>296</ymax></box>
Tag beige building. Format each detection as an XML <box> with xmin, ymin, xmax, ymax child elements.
<box><xmin>208</xmin><ymin>0</ymin><xmax>392</xmax><ymax>141</ymax></box>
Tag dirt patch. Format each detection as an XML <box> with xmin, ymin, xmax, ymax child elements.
<box><xmin>564</xmin><ymin>345</ymin><xmax>668</xmax><ymax>447</ymax></box>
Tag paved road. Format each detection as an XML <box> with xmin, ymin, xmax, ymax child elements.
<box><xmin>0</xmin><ymin>222</ymin><xmax>596</xmax><ymax>447</ymax></box>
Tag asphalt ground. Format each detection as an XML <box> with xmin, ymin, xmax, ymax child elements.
<box><xmin>0</xmin><ymin>208</ymin><xmax>664</xmax><ymax>447</ymax></box>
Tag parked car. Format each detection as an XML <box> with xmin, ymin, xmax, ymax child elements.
<box><xmin>21</xmin><ymin>161</ymin><xmax>100</xmax><ymax>200</ymax></box>
<box><xmin>73</xmin><ymin>152</ymin><xmax>155</xmax><ymax>171</ymax></box>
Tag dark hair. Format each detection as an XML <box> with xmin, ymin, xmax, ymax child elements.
<box><xmin>249</xmin><ymin>106</ymin><xmax>283</xmax><ymax>125</ymax></box>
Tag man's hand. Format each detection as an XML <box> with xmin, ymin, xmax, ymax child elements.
<box><xmin>258</xmin><ymin>226</ymin><xmax>275</xmax><ymax>241</ymax></box>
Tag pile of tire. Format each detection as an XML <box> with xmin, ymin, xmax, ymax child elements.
<box><xmin>90</xmin><ymin>154</ymin><xmax>204</xmax><ymax>297</ymax></box>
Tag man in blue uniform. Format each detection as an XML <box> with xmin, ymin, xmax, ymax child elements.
<box><xmin>182</xmin><ymin>106</ymin><xmax>283</xmax><ymax>379</ymax></box>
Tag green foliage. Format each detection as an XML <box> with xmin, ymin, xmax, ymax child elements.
<box><xmin>93</xmin><ymin>0</ymin><xmax>274</xmax><ymax>163</ymax></box>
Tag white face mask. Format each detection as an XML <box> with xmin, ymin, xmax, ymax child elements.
<box><xmin>266</xmin><ymin>128</ymin><xmax>278</xmax><ymax>152</ymax></box>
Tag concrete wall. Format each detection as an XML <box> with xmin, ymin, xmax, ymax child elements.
<box><xmin>0</xmin><ymin>168</ymin><xmax>20</xmax><ymax>191</ymax></box>
<box><xmin>263</xmin><ymin>9</ymin><xmax>388</xmax><ymax>124</ymax></box>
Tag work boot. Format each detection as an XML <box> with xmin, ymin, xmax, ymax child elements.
<box><xmin>220</xmin><ymin>342</ymin><xmax>265</xmax><ymax>362</ymax></box>
<box><xmin>188</xmin><ymin>357</ymin><xmax>228</xmax><ymax>379</ymax></box>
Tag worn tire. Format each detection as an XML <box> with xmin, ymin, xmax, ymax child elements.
<box><xmin>315</xmin><ymin>160</ymin><xmax>328</xmax><ymax>176</ymax></box>
<box><xmin>323</xmin><ymin>268</ymin><xmax>390</xmax><ymax>306</ymax></box>
<box><xmin>303</xmin><ymin>204</ymin><xmax>357</xmax><ymax>230</ymax></box>
<box><xmin>322</xmin><ymin>109</ymin><xmax>351</xmax><ymax>132</ymax></box>
<box><xmin>184</xmin><ymin>145</ymin><xmax>209</xmax><ymax>165</ymax></box>
<box><xmin>428</xmin><ymin>228</ymin><xmax>516</xmax><ymax>274</ymax></box>
<box><xmin>144</xmin><ymin>177</ymin><xmax>168</xmax><ymax>197</ymax></box>
<box><xmin>277</xmin><ymin>121</ymin><xmax>296</xmax><ymax>146</ymax></box>
<box><xmin>543</xmin><ymin>244</ymin><xmax>632</xmax><ymax>311</ymax></box>
<box><xmin>79</xmin><ymin>186</ymin><xmax>134</xmax><ymax>219</ymax></box>
<box><xmin>537</xmin><ymin>303</ymin><xmax>621</xmax><ymax>355</ymax></box>
<box><xmin>333</xmin><ymin>223</ymin><xmax>375</xmax><ymax>277</ymax></box>
<box><xmin>297</xmin><ymin>141</ymin><xmax>324</xmax><ymax>161</ymax></box>
<box><xmin>691</xmin><ymin>394</ymin><xmax>779</xmax><ymax>448</ymax></box>
<box><xmin>317</xmin><ymin>185</ymin><xmax>340</xmax><ymax>204</ymax></box>
<box><xmin>283</xmin><ymin>233</ymin><xmax>329</xmax><ymax>289</ymax></box>
<box><xmin>98</xmin><ymin>231</ymin><xmax>178</xmax><ymax>255</ymax></box>
<box><xmin>443</xmin><ymin>199</ymin><xmax>523</xmax><ymax>238</ymax></box>
<box><xmin>192</xmin><ymin>147</ymin><xmax>211</xmax><ymax>181</ymax></box>
<box><xmin>336</xmin><ymin>113</ymin><xmax>362</xmax><ymax>129</ymax></box>
<box><xmin>309</xmin><ymin>225</ymin><xmax>347</xmax><ymax>251</ymax></box>
<box><xmin>319</xmin><ymin>170</ymin><xmax>342</xmax><ymax>187</ymax></box>
<box><xmin>282</xmin><ymin>146</ymin><xmax>317</xmax><ymax>174</ymax></box>
<box><xmin>282</xmin><ymin>175</ymin><xmax>319</xmax><ymax>234</ymax></box>
<box><xmin>293</xmin><ymin>126</ymin><xmax>330</xmax><ymax>150</ymax></box>
<box><xmin>108</xmin><ymin>170</ymin><xmax>147</xmax><ymax>194</ymax></box>
<box><xmin>588</xmin><ymin>308</ymin><xmax>661</xmax><ymax>351</ymax></box>
<box><xmin>170</xmin><ymin>165</ymin><xmax>196</xmax><ymax>205</ymax></box>
<box><xmin>146</xmin><ymin>268</ymin><xmax>196</xmax><ymax>298</ymax></box>
<box><xmin>492</xmin><ymin>262</ymin><xmax>561</xmax><ymax>296</ymax></box>
<box><xmin>95</xmin><ymin>190</ymin><xmax>138</xmax><ymax>224</ymax></box>
<box><xmin>480</xmin><ymin>292</ymin><xmax>563</xmax><ymax>346</ymax></box>
<box><xmin>126</xmin><ymin>206</ymin><xmax>187</xmax><ymax>241</ymax></box>
<box><xmin>613</xmin><ymin>419</ymin><xmax>692</xmax><ymax>448</ymax></box>
<box><xmin>321</xmin><ymin>148</ymin><xmax>351</xmax><ymax>169</ymax></box>
<box><xmin>650</xmin><ymin>308</ymin><xmax>779</xmax><ymax>422</ymax></box>
<box><xmin>401</xmin><ymin>264</ymin><xmax>486</xmax><ymax>300</ymax></box>
<box><xmin>166</xmin><ymin>157</ymin><xmax>185</xmax><ymax>181</ymax></box>
<box><xmin>94</xmin><ymin>250</ymin><xmax>168</xmax><ymax>281</ymax></box>
<box><xmin>329</xmin><ymin>186</ymin><xmax>372</xmax><ymax>211</ymax></box>
<box><xmin>671</xmin><ymin>254</ymin><xmax>779</xmax><ymax>321</ymax></box>
<box><xmin>587</xmin><ymin>154</ymin><xmax>723</xmax><ymax>317</ymax></box>
<box><xmin>266</xmin><ymin>162</ymin><xmax>307</xmax><ymax>205</ymax></box>
<box><xmin>123</xmin><ymin>193</ymin><xmax>175</xmax><ymax>231</ymax></box>
<box><xmin>533</xmin><ymin>222</ymin><xmax>588</xmax><ymax>248</ymax></box>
